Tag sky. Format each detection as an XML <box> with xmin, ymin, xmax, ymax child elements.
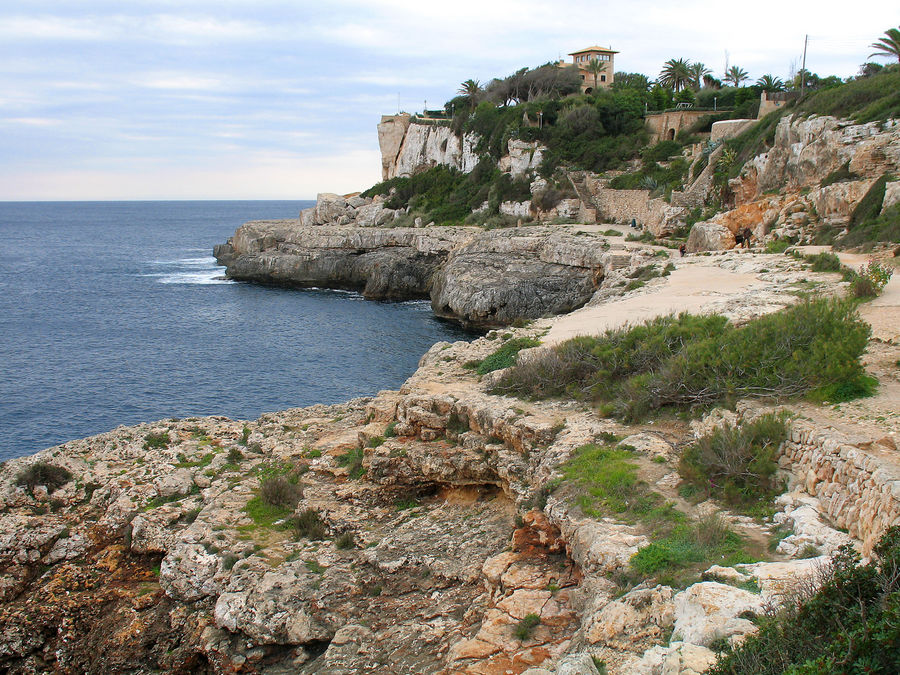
<box><xmin>1</xmin><ymin>0</ymin><xmax>896</xmax><ymax>201</ymax></box>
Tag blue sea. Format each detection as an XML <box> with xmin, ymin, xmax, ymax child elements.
<box><xmin>0</xmin><ymin>201</ymin><xmax>471</xmax><ymax>461</ymax></box>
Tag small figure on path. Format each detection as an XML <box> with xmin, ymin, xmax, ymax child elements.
<box><xmin>679</xmin><ymin>243</ymin><xmax>686</xmax><ymax>257</ymax></box>
<box><xmin>734</xmin><ymin>227</ymin><xmax>753</xmax><ymax>249</ymax></box>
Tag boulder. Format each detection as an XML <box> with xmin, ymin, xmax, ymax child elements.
<box><xmin>585</xmin><ymin>584</ymin><xmax>675</xmax><ymax>650</ymax></box>
<box><xmin>634</xmin><ymin>641</ymin><xmax>718</xmax><ymax>675</ymax></box>
<box><xmin>671</xmin><ymin>581</ymin><xmax>765</xmax><ymax>647</ymax></box>
<box><xmin>686</xmin><ymin>222</ymin><xmax>735</xmax><ymax>252</ymax></box>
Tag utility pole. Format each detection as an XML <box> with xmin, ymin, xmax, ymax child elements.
<box><xmin>800</xmin><ymin>35</ymin><xmax>808</xmax><ymax>95</ymax></box>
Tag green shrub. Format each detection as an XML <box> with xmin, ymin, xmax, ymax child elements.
<box><xmin>805</xmin><ymin>251</ymin><xmax>842</xmax><ymax>272</ymax></box>
<box><xmin>851</xmin><ymin>274</ymin><xmax>879</xmax><ymax>298</ymax></box>
<box><xmin>679</xmin><ymin>414</ymin><xmax>789</xmax><ymax>506</ymax></box>
<box><xmin>709</xmin><ymin>526</ymin><xmax>900</xmax><ymax>674</ymax></box>
<box><xmin>513</xmin><ymin>613</ymin><xmax>541</xmax><ymax>641</ymax></box>
<box><xmin>291</xmin><ymin>508</ymin><xmax>327</xmax><ymax>540</ymax></box>
<box><xmin>764</xmin><ymin>238</ymin><xmax>792</xmax><ymax>254</ymax></box>
<box><xmin>494</xmin><ymin>299</ymin><xmax>870</xmax><ymax>420</ymax></box>
<box><xmin>642</xmin><ymin>140</ymin><xmax>682</xmax><ymax>163</ymax></box>
<box><xmin>244</xmin><ymin>495</ymin><xmax>292</xmax><ymax>527</ymax></box>
<box><xmin>849</xmin><ymin>173</ymin><xmax>889</xmax><ymax>229</ymax></box>
<box><xmin>260</xmin><ymin>476</ymin><xmax>303</xmax><ymax>509</ymax></box>
<box><xmin>143</xmin><ymin>432</ymin><xmax>170</xmax><ymax>450</ymax></box>
<box><xmin>475</xmin><ymin>337</ymin><xmax>541</xmax><ymax>375</ymax></box>
<box><xmin>819</xmin><ymin>161</ymin><xmax>858</xmax><ymax>187</ymax></box>
<box><xmin>16</xmin><ymin>462</ymin><xmax>72</xmax><ymax>493</ymax></box>
<box><xmin>226</xmin><ymin>447</ymin><xmax>244</xmax><ymax>465</ymax></box>
<box><xmin>336</xmin><ymin>447</ymin><xmax>365</xmax><ymax>479</ymax></box>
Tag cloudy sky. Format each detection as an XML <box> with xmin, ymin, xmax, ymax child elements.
<box><xmin>1</xmin><ymin>0</ymin><xmax>895</xmax><ymax>200</ymax></box>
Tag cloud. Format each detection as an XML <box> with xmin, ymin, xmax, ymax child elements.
<box><xmin>0</xmin><ymin>148</ymin><xmax>382</xmax><ymax>200</ymax></box>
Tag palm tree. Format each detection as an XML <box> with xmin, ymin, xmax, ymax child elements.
<box><xmin>756</xmin><ymin>74</ymin><xmax>784</xmax><ymax>92</ymax></box>
<box><xmin>688</xmin><ymin>62</ymin><xmax>712</xmax><ymax>90</ymax></box>
<box><xmin>457</xmin><ymin>79</ymin><xmax>482</xmax><ymax>109</ymax></box>
<box><xmin>869</xmin><ymin>26</ymin><xmax>900</xmax><ymax>62</ymax></box>
<box><xmin>725</xmin><ymin>66</ymin><xmax>749</xmax><ymax>87</ymax></box>
<box><xmin>584</xmin><ymin>58</ymin><xmax>607</xmax><ymax>91</ymax></box>
<box><xmin>658</xmin><ymin>58</ymin><xmax>693</xmax><ymax>92</ymax></box>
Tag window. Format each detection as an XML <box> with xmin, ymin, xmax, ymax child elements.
<box><xmin>601</xmin><ymin>75</ymin><xmax>606</xmax><ymax>82</ymax></box>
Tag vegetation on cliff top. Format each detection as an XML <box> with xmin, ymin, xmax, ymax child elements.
<box><xmin>709</xmin><ymin>526</ymin><xmax>900</xmax><ymax>674</ymax></box>
<box><xmin>492</xmin><ymin>298</ymin><xmax>872</xmax><ymax>420</ymax></box>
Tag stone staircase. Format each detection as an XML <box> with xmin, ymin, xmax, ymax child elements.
<box><xmin>566</xmin><ymin>171</ymin><xmax>598</xmax><ymax>223</ymax></box>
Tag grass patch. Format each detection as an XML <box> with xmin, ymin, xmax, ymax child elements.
<box><xmin>336</xmin><ymin>447</ymin><xmax>365</xmax><ymax>479</ymax></box>
<box><xmin>475</xmin><ymin>336</ymin><xmax>541</xmax><ymax>375</ymax></box>
<box><xmin>244</xmin><ymin>496</ymin><xmax>293</xmax><ymax>528</ymax></box>
<box><xmin>174</xmin><ymin>452</ymin><xmax>214</xmax><ymax>469</ymax></box>
<box><xmin>630</xmin><ymin>512</ymin><xmax>752</xmax><ymax>584</ymax></box>
<box><xmin>143</xmin><ymin>432</ymin><xmax>169</xmax><ymax>450</ymax></box>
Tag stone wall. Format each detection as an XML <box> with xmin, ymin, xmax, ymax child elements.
<box><xmin>778</xmin><ymin>419</ymin><xmax>900</xmax><ymax>556</ymax></box>
<box><xmin>584</xmin><ymin>176</ymin><xmax>685</xmax><ymax>236</ymax></box>
<box><xmin>644</xmin><ymin>110</ymin><xmax>711</xmax><ymax>144</ymax></box>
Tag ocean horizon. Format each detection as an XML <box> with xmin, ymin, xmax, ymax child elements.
<box><xmin>0</xmin><ymin>200</ymin><xmax>471</xmax><ymax>461</ymax></box>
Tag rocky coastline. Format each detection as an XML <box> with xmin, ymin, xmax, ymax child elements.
<box><xmin>213</xmin><ymin>221</ymin><xmax>648</xmax><ymax>330</ymax></box>
<box><xmin>3</xmin><ymin>97</ymin><xmax>899</xmax><ymax>673</ymax></box>
<box><xmin>4</xmin><ymin>233</ymin><xmax>898</xmax><ymax>673</ymax></box>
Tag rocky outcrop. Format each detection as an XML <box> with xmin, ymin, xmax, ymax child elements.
<box><xmin>378</xmin><ymin>116</ymin><xmax>480</xmax><ymax>181</ymax></box>
<box><xmin>214</xmin><ymin>221</ymin><xmax>471</xmax><ymax>300</ymax></box>
<box><xmin>216</xmin><ymin>222</ymin><xmax>643</xmax><ymax>329</ymax></box>
<box><xmin>733</xmin><ymin>115</ymin><xmax>900</xmax><ymax>204</ymax></box>
<box><xmin>430</xmin><ymin>229</ymin><xmax>609</xmax><ymax>328</ymax></box>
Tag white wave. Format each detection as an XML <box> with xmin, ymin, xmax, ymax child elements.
<box><xmin>148</xmin><ymin>256</ymin><xmax>216</xmax><ymax>266</ymax></box>
<box><xmin>155</xmin><ymin>269</ymin><xmax>234</xmax><ymax>285</ymax></box>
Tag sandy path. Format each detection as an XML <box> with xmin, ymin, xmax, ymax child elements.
<box><xmin>541</xmin><ymin>260</ymin><xmax>769</xmax><ymax>345</ymax></box>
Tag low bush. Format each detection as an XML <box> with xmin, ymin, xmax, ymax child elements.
<box><xmin>335</xmin><ymin>531</ymin><xmax>356</xmax><ymax>549</ymax></box>
<box><xmin>291</xmin><ymin>508</ymin><xmax>328</xmax><ymax>540</ymax></box>
<box><xmin>493</xmin><ymin>299</ymin><xmax>870</xmax><ymax>421</ymax></box>
<box><xmin>805</xmin><ymin>251</ymin><xmax>842</xmax><ymax>272</ymax></box>
<box><xmin>679</xmin><ymin>414</ymin><xmax>789</xmax><ymax>506</ymax></box>
<box><xmin>709</xmin><ymin>526</ymin><xmax>900</xmax><ymax>674</ymax></box>
<box><xmin>260</xmin><ymin>476</ymin><xmax>303</xmax><ymax>509</ymax></box>
<box><xmin>16</xmin><ymin>462</ymin><xmax>73</xmax><ymax>493</ymax></box>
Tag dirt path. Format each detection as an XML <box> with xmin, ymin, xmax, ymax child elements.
<box><xmin>539</xmin><ymin>252</ymin><xmax>789</xmax><ymax>345</ymax></box>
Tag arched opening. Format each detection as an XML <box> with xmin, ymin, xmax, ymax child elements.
<box><xmin>668</xmin><ymin>128</ymin><xmax>676</xmax><ymax>141</ymax></box>
<box><xmin>584</xmin><ymin>87</ymin><xmax>593</xmax><ymax>95</ymax></box>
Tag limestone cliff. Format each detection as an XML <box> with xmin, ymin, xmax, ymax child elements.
<box><xmin>215</xmin><ymin>222</ymin><xmax>639</xmax><ymax>329</ymax></box>
<box><xmin>687</xmin><ymin>114</ymin><xmax>900</xmax><ymax>251</ymax></box>
<box><xmin>378</xmin><ymin>115</ymin><xmax>480</xmax><ymax>181</ymax></box>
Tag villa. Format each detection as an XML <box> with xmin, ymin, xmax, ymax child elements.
<box><xmin>566</xmin><ymin>46</ymin><xmax>618</xmax><ymax>92</ymax></box>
